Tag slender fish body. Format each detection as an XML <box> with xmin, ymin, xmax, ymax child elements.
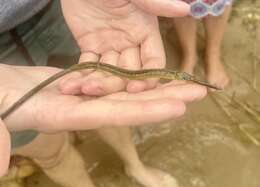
<box><xmin>0</xmin><ymin>62</ymin><xmax>220</xmax><ymax>119</ymax></box>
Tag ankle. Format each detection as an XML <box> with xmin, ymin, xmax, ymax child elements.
<box><xmin>125</xmin><ymin>161</ymin><xmax>146</xmax><ymax>175</ymax></box>
<box><xmin>183</xmin><ymin>52</ymin><xmax>197</xmax><ymax>61</ymax></box>
<box><xmin>205</xmin><ymin>48</ymin><xmax>221</xmax><ymax>60</ymax></box>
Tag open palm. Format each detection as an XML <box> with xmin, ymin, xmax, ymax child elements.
<box><xmin>1</xmin><ymin>65</ymin><xmax>205</xmax><ymax>133</ymax></box>
<box><xmin>0</xmin><ymin>64</ymin><xmax>205</xmax><ymax>177</ymax></box>
<box><xmin>60</xmin><ymin>0</ymin><xmax>190</xmax><ymax>95</ymax></box>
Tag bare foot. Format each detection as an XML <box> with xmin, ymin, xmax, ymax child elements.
<box><xmin>205</xmin><ymin>56</ymin><xmax>230</xmax><ymax>90</ymax></box>
<box><xmin>125</xmin><ymin>165</ymin><xmax>179</xmax><ymax>187</ymax></box>
<box><xmin>180</xmin><ymin>56</ymin><xmax>197</xmax><ymax>75</ymax></box>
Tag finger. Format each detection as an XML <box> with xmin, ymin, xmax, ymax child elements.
<box><xmin>139</xmin><ymin>30</ymin><xmax>166</xmax><ymax>90</ymax></box>
<box><xmin>59</xmin><ymin>52</ymin><xmax>99</xmax><ymax>95</ymax></box>
<box><xmin>131</xmin><ymin>0</ymin><xmax>190</xmax><ymax>17</ymax></box>
<box><xmin>56</xmin><ymin>98</ymin><xmax>186</xmax><ymax>130</ymax></box>
<box><xmin>117</xmin><ymin>47</ymin><xmax>147</xmax><ymax>92</ymax></box>
<box><xmin>79</xmin><ymin>52</ymin><xmax>100</xmax><ymax>63</ymax></box>
<box><xmin>81</xmin><ymin>76</ymin><xmax>126</xmax><ymax>96</ymax></box>
<box><xmin>0</xmin><ymin>119</ymin><xmax>11</xmax><ymax>177</ymax></box>
<box><xmin>105</xmin><ymin>83</ymin><xmax>207</xmax><ymax>103</ymax></box>
<box><xmin>85</xmin><ymin>50</ymin><xmax>119</xmax><ymax>78</ymax></box>
<box><xmin>81</xmin><ymin>51</ymin><xmax>127</xmax><ymax>95</ymax></box>
<box><xmin>59</xmin><ymin>52</ymin><xmax>100</xmax><ymax>85</ymax></box>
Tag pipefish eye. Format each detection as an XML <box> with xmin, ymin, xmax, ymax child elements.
<box><xmin>180</xmin><ymin>72</ymin><xmax>193</xmax><ymax>80</ymax></box>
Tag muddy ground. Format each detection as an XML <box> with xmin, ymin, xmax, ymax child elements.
<box><xmin>7</xmin><ymin>0</ymin><xmax>260</xmax><ymax>187</ymax></box>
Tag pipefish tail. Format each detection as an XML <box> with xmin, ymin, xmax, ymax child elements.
<box><xmin>0</xmin><ymin>62</ymin><xmax>221</xmax><ymax>119</ymax></box>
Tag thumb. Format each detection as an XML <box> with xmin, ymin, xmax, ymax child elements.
<box><xmin>0</xmin><ymin>119</ymin><xmax>11</xmax><ymax>177</ymax></box>
<box><xmin>131</xmin><ymin>0</ymin><xmax>190</xmax><ymax>17</ymax></box>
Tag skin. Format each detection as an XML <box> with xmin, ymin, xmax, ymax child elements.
<box><xmin>58</xmin><ymin>1</ymin><xmax>208</xmax><ymax>186</ymax></box>
<box><xmin>204</xmin><ymin>7</ymin><xmax>232</xmax><ymax>89</ymax></box>
<box><xmin>0</xmin><ymin>64</ymin><xmax>206</xmax><ymax>176</ymax></box>
<box><xmin>173</xmin><ymin>7</ymin><xmax>232</xmax><ymax>90</ymax></box>
<box><xmin>0</xmin><ymin>61</ymin><xmax>218</xmax><ymax>120</ymax></box>
<box><xmin>0</xmin><ymin>119</ymin><xmax>10</xmax><ymax>177</ymax></box>
<box><xmin>0</xmin><ymin>1</ymin><xmax>206</xmax><ymax>185</ymax></box>
<box><xmin>59</xmin><ymin>0</ymin><xmax>191</xmax><ymax>95</ymax></box>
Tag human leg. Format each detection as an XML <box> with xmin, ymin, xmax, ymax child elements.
<box><xmin>203</xmin><ymin>7</ymin><xmax>232</xmax><ymax>89</ymax></box>
<box><xmin>97</xmin><ymin>127</ymin><xmax>178</xmax><ymax>187</ymax></box>
<box><xmin>172</xmin><ymin>16</ymin><xmax>197</xmax><ymax>74</ymax></box>
<box><xmin>14</xmin><ymin>133</ymin><xmax>95</xmax><ymax>187</ymax></box>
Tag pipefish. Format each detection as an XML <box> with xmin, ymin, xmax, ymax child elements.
<box><xmin>0</xmin><ymin>62</ymin><xmax>220</xmax><ymax>119</ymax></box>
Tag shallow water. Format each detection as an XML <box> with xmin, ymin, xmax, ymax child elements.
<box><xmin>21</xmin><ymin>0</ymin><xmax>260</xmax><ymax>186</ymax></box>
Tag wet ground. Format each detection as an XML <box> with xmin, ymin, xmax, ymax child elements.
<box><xmin>7</xmin><ymin>0</ymin><xmax>260</xmax><ymax>187</ymax></box>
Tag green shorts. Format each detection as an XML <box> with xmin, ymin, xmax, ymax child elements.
<box><xmin>0</xmin><ymin>0</ymin><xmax>79</xmax><ymax>149</ymax></box>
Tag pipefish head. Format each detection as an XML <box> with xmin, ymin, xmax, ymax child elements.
<box><xmin>168</xmin><ymin>70</ymin><xmax>194</xmax><ymax>81</ymax></box>
<box><xmin>170</xmin><ymin>70</ymin><xmax>221</xmax><ymax>90</ymax></box>
<box><xmin>178</xmin><ymin>71</ymin><xmax>194</xmax><ymax>81</ymax></box>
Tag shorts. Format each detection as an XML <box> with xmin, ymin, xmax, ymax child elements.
<box><xmin>181</xmin><ymin>0</ymin><xmax>233</xmax><ymax>18</ymax></box>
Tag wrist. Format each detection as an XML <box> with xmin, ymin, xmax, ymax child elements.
<box><xmin>0</xmin><ymin>64</ymin><xmax>61</xmax><ymax>132</ymax></box>
<box><xmin>0</xmin><ymin>118</ymin><xmax>11</xmax><ymax>177</ymax></box>
<box><xmin>0</xmin><ymin>64</ymin><xmax>38</xmax><ymax>131</ymax></box>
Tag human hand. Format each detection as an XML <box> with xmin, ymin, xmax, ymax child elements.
<box><xmin>0</xmin><ymin>64</ymin><xmax>206</xmax><ymax>133</ymax></box>
<box><xmin>0</xmin><ymin>119</ymin><xmax>10</xmax><ymax>177</ymax></box>
<box><xmin>60</xmin><ymin>0</ymin><xmax>190</xmax><ymax>96</ymax></box>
